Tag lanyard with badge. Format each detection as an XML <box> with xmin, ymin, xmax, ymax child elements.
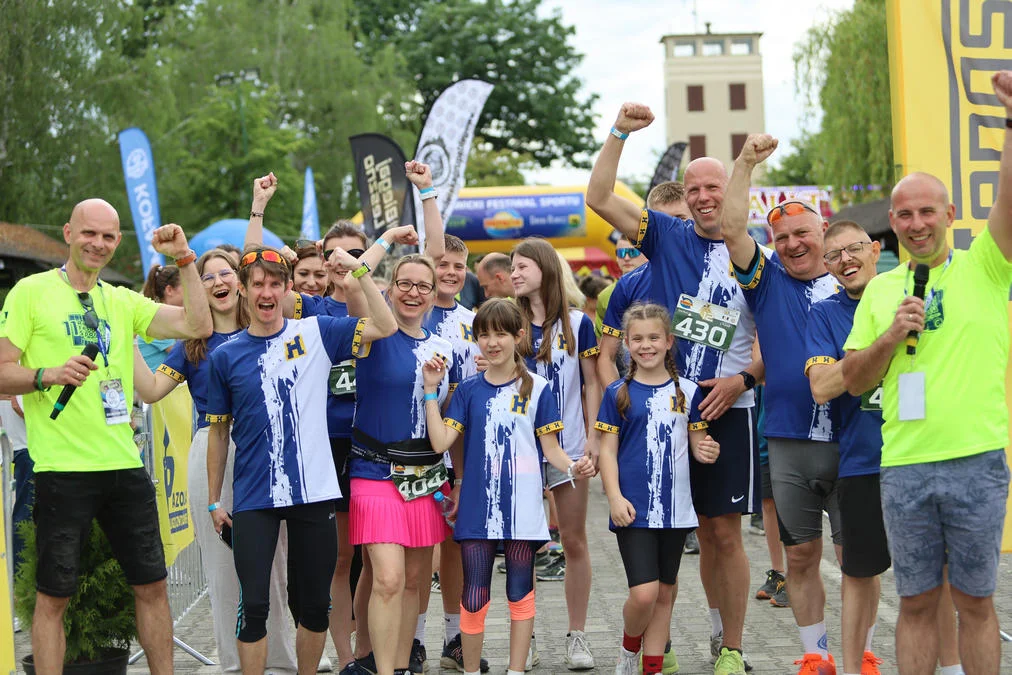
<box><xmin>60</xmin><ymin>267</ymin><xmax>130</xmax><ymax>425</ymax></box>
<box><xmin>896</xmin><ymin>251</ymin><xmax>951</xmax><ymax>422</ymax></box>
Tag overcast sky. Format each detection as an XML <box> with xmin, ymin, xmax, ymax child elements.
<box><xmin>527</xmin><ymin>0</ymin><xmax>855</xmax><ymax>185</ymax></box>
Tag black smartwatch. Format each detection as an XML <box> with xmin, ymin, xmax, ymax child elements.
<box><xmin>739</xmin><ymin>371</ymin><xmax>756</xmax><ymax>391</ymax></box>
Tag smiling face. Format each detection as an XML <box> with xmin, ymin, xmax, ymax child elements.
<box><xmin>624</xmin><ymin>318</ymin><xmax>674</xmax><ymax>372</ymax></box>
<box><xmin>323</xmin><ymin>234</ymin><xmax>367</xmax><ymax>286</ymax></box>
<box><xmin>241</xmin><ymin>266</ymin><xmax>291</xmax><ymax>332</ymax></box>
<box><xmin>476</xmin><ymin>326</ymin><xmax>523</xmax><ymax>370</ymax></box>
<box><xmin>510</xmin><ymin>254</ymin><xmax>543</xmax><ymax>299</ymax></box>
<box><xmin>436</xmin><ymin>251</ymin><xmax>468</xmax><ymax>300</ymax></box>
<box><xmin>683</xmin><ymin>158</ymin><xmax>727</xmax><ymax>237</ymax></box>
<box><xmin>389</xmin><ymin>261</ymin><xmax>437</xmax><ymax>326</ymax></box>
<box><xmin>615</xmin><ymin>237</ymin><xmax>646</xmax><ymax>275</ymax></box>
<box><xmin>771</xmin><ymin>211</ymin><xmax>828</xmax><ymax>281</ymax></box>
<box><xmin>201</xmin><ymin>256</ymin><xmax>240</xmax><ymax>316</ymax></box>
<box><xmin>823</xmin><ymin>228</ymin><xmax>880</xmax><ymax>298</ymax></box>
<box><xmin>889</xmin><ymin>173</ymin><xmax>954</xmax><ymax>266</ymax></box>
<box><xmin>64</xmin><ymin>199</ymin><xmax>122</xmax><ymax>273</ymax></box>
<box><xmin>292</xmin><ymin>255</ymin><xmax>328</xmax><ymax>296</ymax></box>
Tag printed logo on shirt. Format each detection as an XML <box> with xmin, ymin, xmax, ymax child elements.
<box><xmin>460</xmin><ymin>323</ymin><xmax>475</xmax><ymax>343</ymax></box>
<box><xmin>510</xmin><ymin>394</ymin><xmax>530</xmax><ymax>415</ymax></box>
<box><xmin>285</xmin><ymin>335</ymin><xmax>306</xmax><ymax>360</ymax></box>
<box><xmin>556</xmin><ymin>332</ymin><xmax>569</xmax><ymax>351</ymax></box>
<box><xmin>63</xmin><ymin>313</ymin><xmax>111</xmax><ymax>350</ymax></box>
<box><xmin>925</xmin><ymin>291</ymin><xmax>944</xmax><ymax>331</ymax></box>
<box><xmin>670</xmin><ymin>396</ymin><xmax>685</xmax><ymax>414</ymax></box>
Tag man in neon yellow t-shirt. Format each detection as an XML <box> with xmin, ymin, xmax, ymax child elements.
<box><xmin>841</xmin><ymin>72</ymin><xmax>1012</xmax><ymax>675</ymax></box>
<box><xmin>0</xmin><ymin>198</ymin><xmax>212</xmax><ymax>673</ymax></box>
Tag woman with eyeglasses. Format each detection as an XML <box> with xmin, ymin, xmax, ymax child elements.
<box><xmin>132</xmin><ymin>248</ymin><xmax>299</xmax><ymax>674</ymax></box>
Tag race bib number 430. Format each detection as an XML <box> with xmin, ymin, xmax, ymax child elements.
<box><xmin>672</xmin><ymin>294</ymin><xmax>740</xmax><ymax>352</ymax></box>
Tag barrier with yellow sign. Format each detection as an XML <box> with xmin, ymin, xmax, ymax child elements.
<box><xmin>886</xmin><ymin>0</ymin><xmax>1012</xmax><ymax>550</ymax></box>
<box><xmin>148</xmin><ymin>386</ymin><xmax>195</xmax><ymax>566</ymax></box>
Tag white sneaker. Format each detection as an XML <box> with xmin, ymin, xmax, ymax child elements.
<box><xmin>317</xmin><ymin>654</ymin><xmax>333</xmax><ymax>672</ymax></box>
<box><xmin>13</xmin><ymin>616</ymin><xmax>22</xmax><ymax>633</ymax></box>
<box><xmin>614</xmin><ymin>647</ymin><xmax>638</xmax><ymax>675</ymax></box>
<box><xmin>710</xmin><ymin>631</ymin><xmax>722</xmax><ymax>662</ymax></box>
<box><xmin>525</xmin><ymin>634</ymin><xmax>540</xmax><ymax>671</ymax></box>
<box><xmin>565</xmin><ymin>631</ymin><xmax>595</xmax><ymax>670</ymax></box>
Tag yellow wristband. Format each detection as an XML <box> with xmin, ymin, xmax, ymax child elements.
<box><xmin>351</xmin><ymin>264</ymin><xmax>370</xmax><ymax>279</ymax></box>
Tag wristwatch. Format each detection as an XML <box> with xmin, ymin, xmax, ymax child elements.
<box><xmin>739</xmin><ymin>371</ymin><xmax>756</xmax><ymax>391</ymax></box>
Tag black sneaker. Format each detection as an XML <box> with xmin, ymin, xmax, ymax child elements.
<box><xmin>409</xmin><ymin>639</ymin><xmax>427</xmax><ymax>673</ymax></box>
<box><xmin>756</xmin><ymin>569</ymin><xmax>784</xmax><ymax>600</ymax></box>
<box><xmin>683</xmin><ymin>531</ymin><xmax>700</xmax><ymax>554</ymax></box>
<box><xmin>535</xmin><ymin>554</ymin><xmax>566</xmax><ymax>581</ymax></box>
<box><xmin>338</xmin><ymin>662</ymin><xmax>373</xmax><ymax>675</ymax></box>
<box><xmin>354</xmin><ymin>652</ymin><xmax>377</xmax><ymax>675</ymax></box>
<box><xmin>440</xmin><ymin>633</ymin><xmax>490</xmax><ymax>673</ymax></box>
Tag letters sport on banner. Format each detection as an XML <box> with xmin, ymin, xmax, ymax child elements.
<box><xmin>413</xmin><ymin>79</ymin><xmax>494</xmax><ymax>250</ymax></box>
<box><xmin>350</xmin><ymin>133</ymin><xmax>416</xmax><ymax>240</ymax></box>
<box><xmin>885</xmin><ymin>0</ymin><xmax>1012</xmax><ymax>549</ymax></box>
<box><xmin>117</xmin><ymin>127</ymin><xmax>165</xmax><ymax>276</ymax></box>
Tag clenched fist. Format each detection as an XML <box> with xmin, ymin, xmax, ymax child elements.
<box><xmin>735</xmin><ymin>134</ymin><xmax>778</xmax><ymax>167</ymax></box>
<box><xmin>992</xmin><ymin>71</ymin><xmax>1012</xmax><ymax>111</ymax></box>
<box><xmin>614</xmin><ymin>103</ymin><xmax>654</xmax><ymax>135</ymax></box>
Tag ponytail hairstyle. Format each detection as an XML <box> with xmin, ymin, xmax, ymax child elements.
<box><xmin>141</xmin><ymin>263</ymin><xmax>180</xmax><ymax>302</ymax></box>
<box><xmin>511</xmin><ymin>238</ymin><xmax>576</xmax><ymax>363</ymax></box>
<box><xmin>183</xmin><ymin>249</ymin><xmax>249</xmax><ymax>365</ymax></box>
<box><xmin>471</xmin><ymin>298</ymin><xmax>533</xmax><ymax>401</ymax></box>
<box><xmin>615</xmin><ymin>303</ymin><xmax>685</xmax><ymax>419</ymax></box>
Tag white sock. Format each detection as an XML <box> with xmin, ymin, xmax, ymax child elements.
<box><xmin>507</xmin><ymin>670</ymin><xmax>525</xmax><ymax>675</ymax></box>
<box><xmin>709</xmin><ymin>608</ymin><xmax>723</xmax><ymax>637</ymax></box>
<box><xmin>864</xmin><ymin>623</ymin><xmax>876</xmax><ymax>652</ymax></box>
<box><xmin>465</xmin><ymin>671</ymin><xmax>480</xmax><ymax>675</ymax></box>
<box><xmin>445</xmin><ymin>613</ymin><xmax>461</xmax><ymax>644</ymax></box>
<box><xmin>939</xmin><ymin>666</ymin><xmax>964</xmax><ymax>675</ymax></box>
<box><xmin>415</xmin><ymin>613</ymin><xmax>427</xmax><ymax>644</ymax></box>
<box><xmin>799</xmin><ymin>622</ymin><xmax>828</xmax><ymax>658</ymax></box>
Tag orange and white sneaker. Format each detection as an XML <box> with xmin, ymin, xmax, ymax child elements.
<box><xmin>861</xmin><ymin>651</ymin><xmax>883</xmax><ymax>675</ymax></box>
<box><xmin>794</xmin><ymin>653</ymin><xmax>836</xmax><ymax>675</ymax></box>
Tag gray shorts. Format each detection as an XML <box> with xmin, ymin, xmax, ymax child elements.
<box><xmin>880</xmin><ymin>450</ymin><xmax>1009</xmax><ymax>598</ymax></box>
<box><xmin>544</xmin><ymin>462</ymin><xmax>571</xmax><ymax>490</ymax></box>
<box><xmin>767</xmin><ymin>438</ymin><xmax>842</xmax><ymax>546</ymax></box>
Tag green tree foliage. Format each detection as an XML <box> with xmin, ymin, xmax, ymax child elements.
<box><xmin>353</xmin><ymin>0</ymin><xmax>599</xmax><ymax>167</ymax></box>
<box><xmin>465</xmin><ymin>137</ymin><xmax>534</xmax><ymax>187</ymax></box>
<box><xmin>761</xmin><ymin>134</ymin><xmax>823</xmax><ymax>186</ymax></box>
<box><xmin>794</xmin><ymin>0</ymin><xmax>891</xmax><ymax>201</ymax></box>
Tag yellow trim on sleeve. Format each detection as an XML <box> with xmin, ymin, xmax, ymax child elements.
<box><xmin>580</xmin><ymin>346</ymin><xmax>600</xmax><ymax>359</ymax></box>
<box><xmin>351</xmin><ymin>318</ymin><xmax>368</xmax><ymax>357</ymax></box>
<box><xmin>444</xmin><ymin>418</ymin><xmax>465</xmax><ymax>433</ymax></box>
<box><xmin>206</xmin><ymin>414</ymin><xmax>231</xmax><ymax>424</ymax></box>
<box><xmin>735</xmin><ymin>252</ymin><xmax>766</xmax><ymax>291</ymax></box>
<box><xmin>804</xmin><ymin>355</ymin><xmax>837</xmax><ymax>376</ymax></box>
<box><xmin>293</xmin><ymin>293</ymin><xmax>304</xmax><ymax>319</ymax></box>
<box><xmin>601</xmin><ymin>325</ymin><xmax>623</xmax><ymax>338</ymax></box>
<box><xmin>635</xmin><ymin>209</ymin><xmax>649</xmax><ymax>248</ymax></box>
<box><xmin>448</xmin><ymin>383</ymin><xmax>458</xmax><ymax>393</ymax></box>
<box><xmin>688</xmin><ymin>421</ymin><xmax>709</xmax><ymax>431</ymax></box>
<box><xmin>535</xmin><ymin>420</ymin><xmax>564</xmax><ymax>437</ymax></box>
<box><xmin>156</xmin><ymin>364</ymin><xmax>185</xmax><ymax>383</ymax></box>
<box><xmin>593</xmin><ymin>421</ymin><xmax>619</xmax><ymax>434</ymax></box>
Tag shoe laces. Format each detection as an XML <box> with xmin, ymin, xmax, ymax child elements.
<box><xmin>568</xmin><ymin>632</ymin><xmax>589</xmax><ymax>657</ymax></box>
<box><xmin>862</xmin><ymin>651</ymin><xmax>883</xmax><ymax>674</ymax></box>
<box><xmin>793</xmin><ymin>653</ymin><xmax>830</xmax><ymax>674</ymax></box>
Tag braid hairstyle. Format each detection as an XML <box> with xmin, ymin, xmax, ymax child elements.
<box><xmin>472</xmin><ymin>298</ymin><xmax>534</xmax><ymax>400</ymax></box>
<box><xmin>615</xmin><ymin>303</ymin><xmax>684</xmax><ymax>418</ymax></box>
<box><xmin>512</xmin><ymin>238</ymin><xmax>576</xmax><ymax>362</ymax></box>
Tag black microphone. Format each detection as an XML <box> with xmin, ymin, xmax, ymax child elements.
<box><xmin>905</xmin><ymin>263</ymin><xmax>930</xmax><ymax>356</ymax></box>
<box><xmin>51</xmin><ymin>343</ymin><xmax>100</xmax><ymax>419</ymax></box>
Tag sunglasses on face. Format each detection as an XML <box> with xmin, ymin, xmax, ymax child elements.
<box><xmin>324</xmin><ymin>248</ymin><xmax>365</xmax><ymax>260</ymax></box>
<box><xmin>823</xmin><ymin>241</ymin><xmax>873</xmax><ymax>264</ymax></box>
<box><xmin>393</xmin><ymin>279</ymin><xmax>435</xmax><ymax>295</ymax></box>
<box><xmin>200</xmin><ymin>269</ymin><xmax>236</xmax><ymax>285</ymax></box>
<box><xmin>240</xmin><ymin>249</ymin><xmax>287</xmax><ymax>269</ymax></box>
<box><xmin>766</xmin><ymin>200</ymin><xmax>819</xmax><ymax>226</ymax></box>
<box><xmin>616</xmin><ymin>247</ymin><xmax>641</xmax><ymax>259</ymax></box>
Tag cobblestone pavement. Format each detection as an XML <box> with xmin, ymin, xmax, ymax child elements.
<box><xmin>14</xmin><ymin>477</ymin><xmax>1012</xmax><ymax>673</ymax></box>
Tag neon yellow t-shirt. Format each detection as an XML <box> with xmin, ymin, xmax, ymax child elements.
<box><xmin>0</xmin><ymin>270</ymin><xmax>160</xmax><ymax>472</ymax></box>
<box><xmin>844</xmin><ymin>228</ymin><xmax>1012</xmax><ymax>467</ymax></box>
<box><xmin>594</xmin><ymin>281</ymin><xmax>616</xmax><ymax>338</ymax></box>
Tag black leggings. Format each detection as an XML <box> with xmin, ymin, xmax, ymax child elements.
<box><xmin>460</xmin><ymin>539</ymin><xmax>539</xmax><ymax>612</ymax></box>
<box><xmin>233</xmin><ymin>501</ymin><xmax>337</xmax><ymax>642</ymax></box>
<box><xmin>615</xmin><ymin>527</ymin><xmax>692</xmax><ymax>587</ymax></box>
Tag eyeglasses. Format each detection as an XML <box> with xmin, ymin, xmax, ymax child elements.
<box><xmin>78</xmin><ymin>292</ymin><xmax>99</xmax><ymax>331</ymax></box>
<box><xmin>766</xmin><ymin>200</ymin><xmax>819</xmax><ymax>226</ymax></box>
<box><xmin>393</xmin><ymin>279</ymin><xmax>435</xmax><ymax>295</ymax></box>
<box><xmin>616</xmin><ymin>247</ymin><xmax>641</xmax><ymax>259</ymax></box>
<box><xmin>323</xmin><ymin>247</ymin><xmax>365</xmax><ymax>260</ymax></box>
<box><xmin>240</xmin><ymin>249</ymin><xmax>287</xmax><ymax>269</ymax></box>
<box><xmin>823</xmin><ymin>241</ymin><xmax>873</xmax><ymax>264</ymax></box>
<box><xmin>200</xmin><ymin>269</ymin><xmax>236</xmax><ymax>285</ymax></box>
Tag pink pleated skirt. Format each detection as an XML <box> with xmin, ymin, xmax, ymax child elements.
<box><xmin>349</xmin><ymin>478</ymin><xmax>449</xmax><ymax>548</ymax></box>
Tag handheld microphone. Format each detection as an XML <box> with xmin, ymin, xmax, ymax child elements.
<box><xmin>51</xmin><ymin>343</ymin><xmax>100</xmax><ymax>419</ymax></box>
<box><xmin>905</xmin><ymin>263</ymin><xmax>930</xmax><ymax>356</ymax></box>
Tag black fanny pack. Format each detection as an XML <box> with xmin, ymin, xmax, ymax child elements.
<box><xmin>351</xmin><ymin>428</ymin><xmax>442</xmax><ymax>467</ymax></box>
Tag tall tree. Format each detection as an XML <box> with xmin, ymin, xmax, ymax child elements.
<box><xmin>794</xmin><ymin>0</ymin><xmax>891</xmax><ymax>201</ymax></box>
<box><xmin>353</xmin><ymin>0</ymin><xmax>599</xmax><ymax>168</ymax></box>
<box><xmin>760</xmin><ymin>134</ymin><xmax>823</xmax><ymax>187</ymax></box>
<box><xmin>465</xmin><ymin>137</ymin><xmax>533</xmax><ymax>187</ymax></box>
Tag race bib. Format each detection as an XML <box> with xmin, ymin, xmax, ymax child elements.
<box><xmin>329</xmin><ymin>360</ymin><xmax>356</xmax><ymax>396</ymax></box>
<box><xmin>860</xmin><ymin>384</ymin><xmax>883</xmax><ymax>412</ymax></box>
<box><xmin>672</xmin><ymin>294</ymin><xmax>740</xmax><ymax>352</ymax></box>
<box><xmin>391</xmin><ymin>462</ymin><xmax>448</xmax><ymax>501</ymax></box>
<box><xmin>100</xmin><ymin>378</ymin><xmax>130</xmax><ymax>425</ymax></box>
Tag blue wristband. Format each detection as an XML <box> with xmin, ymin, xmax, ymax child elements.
<box><xmin>377</xmin><ymin>237</ymin><xmax>392</xmax><ymax>252</ymax></box>
<box><xmin>610</xmin><ymin>126</ymin><xmax>629</xmax><ymax>141</ymax></box>
<box><xmin>208</xmin><ymin>502</ymin><xmax>221</xmax><ymax>512</ymax></box>
<box><xmin>423</xmin><ymin>392</ymin><xmax>439</xmax><ymax>402</ymax></box>
<box><xmin>419</xmin><ymin>186</ymin><xmax>435</xmax><ymax>195</ymax></box>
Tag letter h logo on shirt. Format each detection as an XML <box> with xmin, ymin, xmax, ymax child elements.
<box><xmin>510</xmin><ymin>395</ymin><xmax>530</xmax><ymax>415</ymax></box>
<box><xmin>460</xmin><ymin>323</ymin><xmax>475</xmax><ymax>343</ymax></box>
<box><xmin>285</xmin><ymin>335</ymin><xmax>306</xmax><ymax>360</ymax></box>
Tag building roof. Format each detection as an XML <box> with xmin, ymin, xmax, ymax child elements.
<box><xmin>0</xmin><ymin>222</ymin><xmax>135</xmax><ymax>285</ymax></box>
<box><xmin>660</xmin><ymin>31</ymin><xmax>763</xmax><ymax>40</ymax></box>
<box><xmin>830</xmin><ymin>198</ymin><xmax>892</xmax><ymax>237</ymax></box>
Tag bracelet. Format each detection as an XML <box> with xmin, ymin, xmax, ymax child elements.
<box><xmin>423</xmin><ymin>392</ymin><xmax>439</xmax><ymax>402</ymax></box>
<box><xmin>419</xmin><ymin>186</ymin><xmax>436</xmax><ymax>196</ymax></box>
<box><xmin>377</xmin><ymin>237</ymin><xmax>392</xmax><ymax>253</ymax></box>
<box><xmin>351</xmin><ymin>263</ymin><xmax>371</xmax><ymax>279</ymax></box>
<box><xmin>174</xmin><ymin>249</ymin><xmax>197</xmax><ymax>267</ymax></box>
<box><xmin>250</xmin><ymin>210</ymin><xmax>264</xmax><ymax>219</ymax></box>
<box><xmin>207</xmin><ymin>502</ymin><xmax>221</xmax><ymax>512</ymax></box>
<box><xmin>34</xmin><ymin>368</ymin><xmax>50</xmax><ymax>392</ymax></box>
<box><xmin>610</xmin><ymin>126</ymin><xmax>629</xmax><ymax>141</ymax></box>
<box><xmin>566</xmin><ymin>463</ymin><xmax>575</xmax><ymax>478</ymax></box>
<box><xmin>420</xmin><ymin>190</ymin><xmax>438</xmax><ymax>201</ymax></box>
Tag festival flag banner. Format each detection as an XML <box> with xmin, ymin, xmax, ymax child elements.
<box><xmin>0</xmin><ymin>431</ymin><xmax>14</xmax><ymax>675</ymax></box>
<box><xmin>885</xmin><ymin>0</ymin><xmax>1012</xmax><ymax>549</ymax></box>
<box><xmin>413</xmin><ymin>79</ymin><xmax>494</xmax><ymax>250</ymax></box>
<box><xmin>149</xmin><ymin>386</ymin><xmax>195</xmax><ymax>565</ymax></box>
<box><xmin>117</xmin><ymin>128</ymin><xmax>164</xmax><ymax>275</ymax></box>
<box><xmin>648</xmin><ymin>142</ymin><xmax>688</xmax><ymax>195</ymax></box>
<box><xmin>301</xmin><ymin>167</ymin><xmax>321</xmax><ymax>242</ymax></box>
<box><xmin>350</xmin><ymin>134</ymin><xmax>416</xmax><ymax>240</ymax></box>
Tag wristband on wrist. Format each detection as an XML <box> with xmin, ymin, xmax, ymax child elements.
<box><xmin>250</xmin><ymin>210</ymin><xmax>264</xmax><ymax>219</ymax></box>
<box><xmin>610</xmin><ymin>126</ymin><xmax>629</xmax><ymax>141</ymax></box>
<box><xmin>377</xmin><ymin>237</ymin><xmax>392</xmax><ymax>253</ymax></box>
<box><xmin>419</xmin><ymin>186</ymin><xmax>436</xmax><ymax>196</ymax></box>
<box><xmin>208</xmin><ymin>502</ymin><xmax>222</xmax><ymax>512</ymax></box>
<box><xmin>174</xmin><ymin>249</ymin><xmax>197</xmax><ymax>267</ymax></box>
<box><xmin>423</xmin><ymin>392</ymin><xmax>439</xmax><ymax>402</ymax></box>
<box><xmin>34</xmin><ymin>368</ymin><xmax>50</xmax><ymax>392</ymax></box>
<box><xmin>420</xmin><ymin>190</ymin><xmax>438</xmax><ymax>201</ymax></box>
<box><xmin>351</xmin><ymin>263</ymin><xmax>371</xmax><ymax>279</ymax></box>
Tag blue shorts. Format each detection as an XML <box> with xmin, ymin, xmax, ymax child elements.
<box><xmin>689</xmin><ymin>407</ymin><xmax>760</xmax><ymax>517</ymax></box>
<box><xmin>880</xmin><ymin>450</ymin><xmax>1009</xmax><ymax>598</ymax></box>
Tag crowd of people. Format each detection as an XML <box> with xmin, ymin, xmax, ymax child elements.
<box><xmin>3</xmin><ymin>72</ymin><xmax>1012</xmax><ymax>675</ymax></box>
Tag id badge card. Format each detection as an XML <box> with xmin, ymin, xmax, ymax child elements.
<box><xmin>672</xmin><ymin>294</ymin><xmax>740</xmax><ymax>352</ymax></box>
<box><xmin>897</xmin><ymin>372</ymin><xmax>925</xmax><ymax>421</ymax></box>
<box><xmin>391</xmin><ymin>462</ymin><xmax>448</xmax><ymax>501</ymax></box>
<box><xmin>100</xmin><ymin>378</ymin><xmax>130</xmax><ymax>425</ymax></box>
<box><xmin>329</xmin><ymin>360</ymin><xmax>357</xmax><ymax>396</ymax></box>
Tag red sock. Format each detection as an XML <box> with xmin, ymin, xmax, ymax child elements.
<box><xmin>622</xmin><ymin>632</ymin><xmax>642</xmax><ymax>653</ymax></box>
<box><xmin>642</xmin><ymin>654</ymin><xmax>664</xmax><ymax>674</ymax></box>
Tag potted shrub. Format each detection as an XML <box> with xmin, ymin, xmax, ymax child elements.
<box><xmin>14</xmin><ymin>520</ymin><xmax>136</xmax><ymax>674</ymax></box>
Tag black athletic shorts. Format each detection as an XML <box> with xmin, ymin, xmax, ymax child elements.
<box><xmin>689</xmin><ymin>407</ymin><xmax>760</xmax><ymax>517</ymax></box>
<box><xmin>331</xmin><ymin>436</ymin><xmax>352</xmax><ymax>513</ymax></box>
<box><xmin>614</xmin><ymin>527</ymin><xmax>692</xmax><ymax>587</ymax></box>
<box><xmin>838</xmin><ymin>473</ymin><xmax>891</xmax><ymax>578</ymax></box>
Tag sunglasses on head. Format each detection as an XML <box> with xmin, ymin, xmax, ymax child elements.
<box><xmin>766</xmin><ymin>200</ymin><xmax>819</xmax><ymax>226</ymax></box>
<box><xmin>616</xmin><ymin>247</ymin><xmax>641</xmax><ymax>259</ymax></box>
<box><xmin>240</xmin><ymin>249</ymin><xmax>287</xmax><ymax>269</ymax></box>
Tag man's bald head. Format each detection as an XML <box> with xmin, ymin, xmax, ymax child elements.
<box><xmin>683</xmin><ymin>157</ymin><xmax>728</xmax><ymax>185</ymax></box>
<box><xmin>69</xmin><ymin>198</ymin><xmax>120</xmax><ymax>231</ymax></box>
<box><xmin>682</xmin><ymin>157</ymin><xmax>729</xmax><ymax>237</ymax></box>
<box><xmin>890</xmin><ymin>172</ymin><xmax>949</xmax><ymax>207</ymax></box>
<box><xmin>477</xmin><ymin>252</ymin><xmax>513</xmax><ymax>298</ymax></box>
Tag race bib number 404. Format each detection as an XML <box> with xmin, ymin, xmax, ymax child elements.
<box><xmin>672</xmin><ymin>294</ymin><xmax>740</xmax><ymax>352</ymax></box>
<box><xmin>391</xmin><ymin>462</ymin><xmax>448</xmax><ymax>501</ymax></box>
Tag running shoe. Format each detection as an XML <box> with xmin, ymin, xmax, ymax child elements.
<box><xmin>748</xmin><ymin>513</ymin><xmax>765</xmax><ymax>535</ymax></box>
<box><xmin>353</xmin><ymin>653</ymin><xmax>377</xmax><ymax>675</ymax></box>
<box><xmin>431</xmin><ymin>572</ymin><xmax>441</xmax><ymax>593</ymax></box>
<box><xmin>338</xmin><ymin>662</ymin><xmax>374</xmax><ymax>675</ymax></box>
<box><xmin>770</xmin><ymin>578</ymin><xmax>790</xmax><ymax>607</ymax></box>
<box><xmin>710</xmin><ymin>631</ymin><xmax>722</xmax><ymax>661</ymax></box>
<box><xmin>318</xmin><ymin>654</ymin><xmax>334</xmax><ymax>672</ymax></box>
<box><xmin>756</xmin><ymin>569</ymin><xmax>785</xmax><ymax>600</ymax></box>
<box><xmin>794</xmin><ymin>653</ymin><xmax>836</xmax><ymax>674</ymax></box>
<box><xmin>565</xmin><ymin>631</ymin><xmax>595</xmax><ymax>670</ymax></box>
<box><xmin>525</xmin><ymin>634</ymin><xmax>540</xmax><ymax>671</ymax></box>
<box><xmin>861</xmin><ymin>651</ymin><xmax>883</xmax><ymax>675</ymax></box>
<box><xmin>615</xmin><ymin>647</ymin><xmax>639</xmax><ymax>675</ymax></box>
<box><xmin>638</xmin><ymin>641</ymin><xmax>679</xmax><ymax>674</ymax></box>
<box><xmin>409</xmin><ymin>639</ymin><xmax>427</xmax><ymax>674</ymax></box>
<box><xmin>683</xmin><ymin>531</ymin><xmax>700</xmax><ymax>554</ymax></box>
<box><xmin>535</xmin><ymin>554</ymin><xmax>566</xmax><ymax>581</ymax></box>
<box><xmin>439</xmin><ymin>634</ymin><xmax>490</xmax><ymax>673</ymax></box>
<box><xmin>713</xmin><ymin>648</ymin><xmax>746</xmax><ymax>675</ymax></box>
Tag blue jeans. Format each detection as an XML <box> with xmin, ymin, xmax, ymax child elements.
<box><xmin>12</xmin><ymin>448</ymin><xmax>35</xmax><ymax>571</ymax></box>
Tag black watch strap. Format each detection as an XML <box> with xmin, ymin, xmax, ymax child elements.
<box><xmin>739</xmin><ymin>370</ymin><xmax>756</xmax><ymax>390</ymax></box>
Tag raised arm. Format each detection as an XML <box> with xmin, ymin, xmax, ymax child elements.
<box><xmin>244</xmin><ymin>173</ymin><xmax>277</xmax><ymax>250</ymax></box>
<box><xmin>586</xmin><ymin>103</ymin><xmax>655</xmax><ymax>241</ymax></box>
<box><xmin>327</xmin><ymin>248</ymin><xmax>397</xmax><ymax>343</ymax></box>
<box><xmin>988</xmin><ymin>72</ymin><xmax>1012</xmax><ymax>259</ymax></box>
<box><xmin>132</xmin><ymin>344</ymin><xmax>180</xmax><ymax>403</ymax></box>
<box><xmin>145</xmin><ymin>225</ymin><xmax>213</xmax><ymax>340</ymax></box>
<box><xmin>721</xmin><ymin>134</ymin><xmax>778</xmax><ymax>270</ymax></box>
<box><xmin>404</xmin><ymin>161</ymin><xmax>445</xmax><ymax>260</ymax></box>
